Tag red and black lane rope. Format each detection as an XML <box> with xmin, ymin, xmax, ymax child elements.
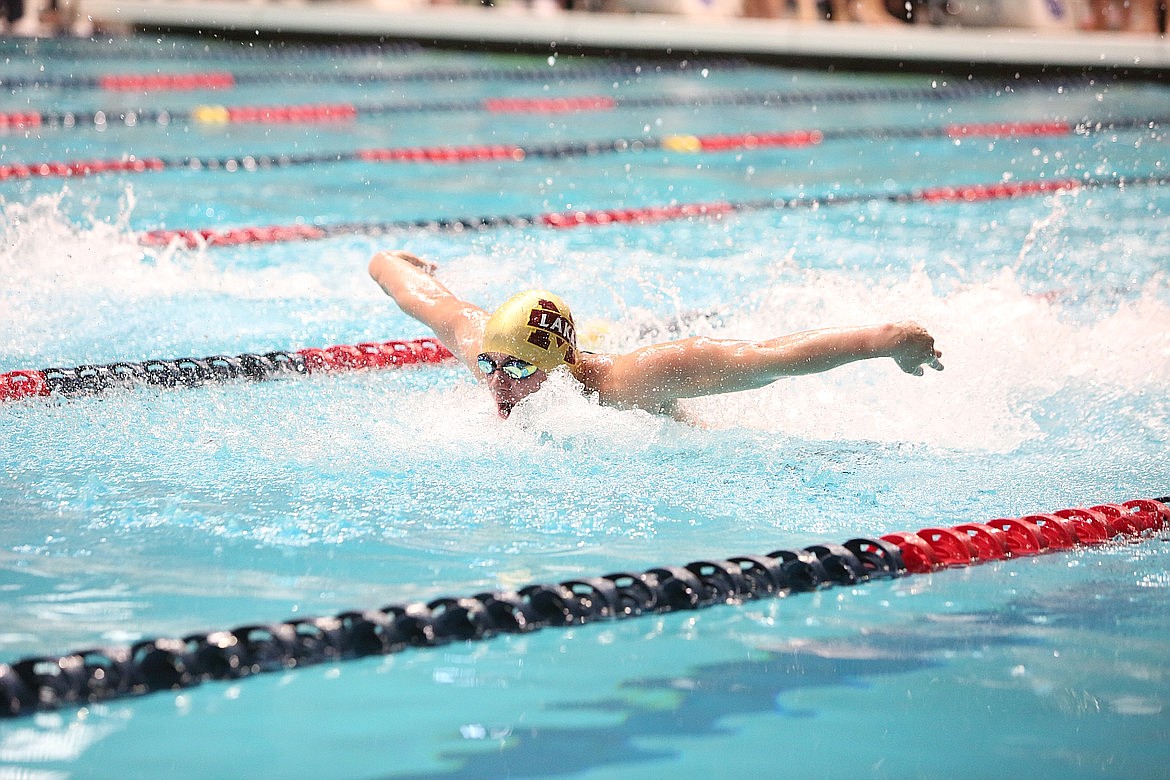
<box><xmin>0</xmin><ymin>129</ymin><xmax>818</xmax><ymax>181</ymax></box>
<box><xmin>0</xmin><ymin>59</ymin><xmax>743</xmax><ymax>92</ymax></box>
<box><xmin>3</xmin><ymin>117</ymin><xmax>1162</xmax><ymax>183</ymax></box>
<box><xmin>135</xmin><ymin>173</ymin><xmax>1170</xmax><ymax>250</ymax></box>
<box><xmin>1</xmin><ymin>497</ymin><xmax>1165</xmax><ymax>719</ymax></box>
<box><xmin>0</xmin><ymin>79</ymin><xmax>1084</xmax><ymax>131</ymax></box>
<box><xmin>0</xmin><ymin>337</ymin><xmax>454</xmax><ymax>404</ymax></box>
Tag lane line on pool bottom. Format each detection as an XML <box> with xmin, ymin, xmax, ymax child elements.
<box><xmin>1</xmin><ymin>498</ymin><xmax>1165</xmax><ymax>719</ymax></box>
<box><xmin>0</xmin><ymin>337</ymin><xmax>455</xmax><ymax>404</ymax></box>
<box><xmin>2</xmin><ymin>116</ymin><xmax>1163</xmax><ymax>184</ymax></box>
<box><xmin>136</xmin><ymin>173</ymin><xmax>1170</xmax><ymax>249</ymax></box>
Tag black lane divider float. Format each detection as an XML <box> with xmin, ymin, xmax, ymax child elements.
<box><xmin>0</xmin><ymin>337</ymin><xmax>455</xmax><ymax>404</ymax></box>
<box><xmin>0</xmin><ymin>59</ymin><xmax>744</xmax><ymax>92</ymax></box>
<box><xmin>3</xmin><ymin>117</ymin><xmax>1163</xmax><ymax>183</ymax></box>
<box><xmin>135</xmin><ymin>173</ymin><xmax>1170</xmax><ymax>250</ymax></box>
<box><xmin>0</xmin><ymin>78</ymin><xmax>1083</xmax><ymax>131</ymax></box>
<box><xmin>2</xmin><ymin>498</ymin><xmax>1166</xmax><ymax>719</ymax></box>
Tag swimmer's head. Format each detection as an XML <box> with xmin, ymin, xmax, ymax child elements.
<box><xmin>483</xmin><ymin>290</ymin><xmax>578</xmax><ymax>372</ymax></box>
<box><xmin>479</xmin><ymin>290</ymin><xmax>578</xmax><ymax>418</ymax></box>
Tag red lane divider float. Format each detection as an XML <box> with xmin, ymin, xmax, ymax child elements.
<box><xmin>223</xmin><ymin>103</ymin><xmax>359</xmax><ymax>124</ymax></box>
<box><xmin>141</xmin><ymin>224</ymin><xmax>329</xmax><ymax>248</ymax></box>
<box><xmin>296</xmin><ymin>338</ymin><xmax>451</xmax><ymax>372</ymax></box>
<box><xmin>98</xmin><ymin>72</ymin><xmax>236</xmax><ymax>91</ymax></box>
<box><xmin>693</xmin><ymin>129</ymin><xmax>823</xmax><ymax>151</ymax></box>
<box><xmin>914</xmin><ymin>178</ymin><xmax>1079</xmax><ymax>203</ymax></box>
<box><xmin>540</xmin><ymin>200</ymin><xmax>737</xmax><ymax>228</ymax></box>
<box><xmin>945</xmin><ymin>120</ymin><xmax>1072</xmax><ymax>138</ymax></box>
<box><xmin>0</xmin><ymin>112</ymin><xmax>43</xmax><ymax>130</ymax></box>
<box><xmin>483</xmin><ymin>96</ymin><xmax>619</xmax><ymax>113</ymax></box>
<box><xmin>0</xmin><ymin>370</ymin><xmax>48</xmax><ymax>403</ymax></box>
<box><xmin>355</xmin><ymin>144</ymin><xmax>527</xmax><ymax>164</ymax></box>
<box><xmin>0</xmin><ymin>157</ymin><xmax>167</xmax><ymax>179</ymax></box>
<box><xmin>0</xmin><ymin>337</ymin><xmax>454</xmax><ymax>404</ymax></box>
<box><xmin>880</xmin><ymin>499</ymin><xmax>1170</xmax><ymax>574</ymax></box>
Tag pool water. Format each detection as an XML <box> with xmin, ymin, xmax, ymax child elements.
<box><xmin>1</xmin><ymin>35</ymin><xmax>1168</xmax><ymax>779</ymax></box>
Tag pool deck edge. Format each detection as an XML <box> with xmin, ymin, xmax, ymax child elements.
<box><xmin>81</xmin><ymin>1</ymin><xmax>1170</xmax><ymax>79</ymax></box>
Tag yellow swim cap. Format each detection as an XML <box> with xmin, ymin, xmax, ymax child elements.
<box><xmin>482</xmin><ymin>290</ymin><xmax>578</xmax><ymax>372</ymax></box>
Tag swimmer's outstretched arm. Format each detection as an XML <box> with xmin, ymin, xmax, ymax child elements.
<box><xmin>368</xmin><ymin>250</ymin><xmax>488</xmax><ymax>367</ymax></box>
<box><xmin>594</xmin><ymin>322</ymin><xmax>942</xmax><ymax>409</ymax></box>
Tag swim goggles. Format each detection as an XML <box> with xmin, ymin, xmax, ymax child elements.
<box><xmin>476</xmin><ymin>353</ymin><xmax>539</xmax><ymax>380</ymax></box>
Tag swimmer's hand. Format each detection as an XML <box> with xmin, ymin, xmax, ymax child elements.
<box><xmin>890</xmin><ymin>321</ymin><xmax>943</xmax><ymax>376</ymax></box>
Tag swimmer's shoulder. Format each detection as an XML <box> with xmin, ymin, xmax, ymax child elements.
<box><xmin>574</xmin><ymin>350</ymin><xmax>612</xmax><ymax>393</ymax></box>
<box><xmin>573</xmin><ymin>350</ymin><xmax>675</xmax><ymax>416</ymax></box>
<box><xmin>575</xmin><ymin>353</ymin><xmax>613</xmax><ymax>385</ymax></box>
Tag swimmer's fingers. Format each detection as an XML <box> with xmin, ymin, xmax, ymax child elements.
<box><xmin>383</xmin><ymin>250</ymin><xmax>437</xmax><ymax>274</ymax></box>
<box><xmin>894</xmin><ymin>352</ymin><xmax>921</xmax><ymax>374</ymax></box>
<box><xmin>894</xmin><ymin>349</ymin><xmax>942</xmax><ymax>376</ymax></box>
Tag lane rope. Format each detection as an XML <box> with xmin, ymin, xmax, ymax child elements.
<box><xmin>0</xmin><ymin>79</ymin><xmax>1087</xmax><ymax>131</ymax></box>
<box><xmin>0</xmin><ymin>337</ymin><xmax>455</xmax><ymax>404</ymax></box>
<box><xmin>1</xmin><ymin>497</ymin><xmax>1165</xmax><ymax>719</ymax></box>
<box><xmin>134</xmin><ymin>173</ymin><xmax>1170</xmax><ymax>249</ymax></box>
<box><xmin>0</xmin><ymin>59</ymin><xmax>744</xmax><ymax>92</ymax></box>
<box><xmin>2</xmin><ymin>117</ymin><xmax>1162</xmax><ymax>183</ymax></box>
<box><xmin>1</xmin><ymin>39</ymin><xmax>421</xmax><ymax>63</ymax></box>
<box><xmin>3</xmin><ymin>279</ymin><xmax>1146</xmax><ymax>403</ymax></box>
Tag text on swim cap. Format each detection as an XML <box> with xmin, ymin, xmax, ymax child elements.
<box><xmin>527</xmin><ymin>309</ymin><xmax>576</xmax><ymax>345</ymax></box>
<box><xmin>526</xmin><ymin>301</ymin><xmax>577</xmax><ymax>365</ymax></box>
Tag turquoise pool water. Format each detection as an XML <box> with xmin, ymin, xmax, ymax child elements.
<box><xmin>1</xmin><ymin>35</ymin><xmax>1168</xmax><ymax>778</ymax></box>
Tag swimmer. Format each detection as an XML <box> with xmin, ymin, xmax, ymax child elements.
<box><xmin>369</xmin><ymin>250</ymin><xmax>943</xmax><ymax>419</ymax></box>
